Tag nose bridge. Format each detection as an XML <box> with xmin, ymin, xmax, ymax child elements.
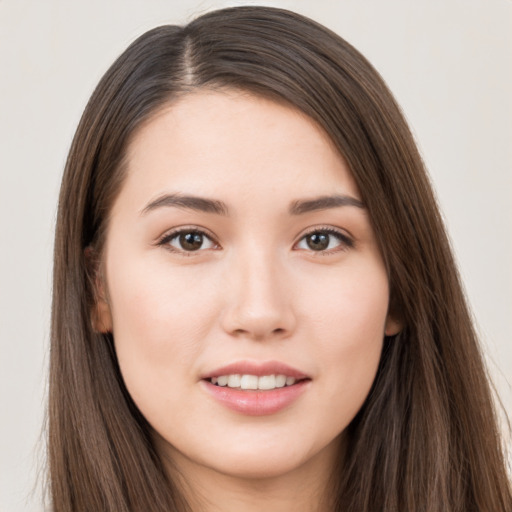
<box><xmin>221</xmin><ymin>243</ymin><xmax>295</xmax><ymax>339</ymax></box>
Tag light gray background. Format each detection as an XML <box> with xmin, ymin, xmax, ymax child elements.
<box><xmin>1</xmin><ymin>1</ymin><xmax>511</xmax><ymax>510</ymax></box>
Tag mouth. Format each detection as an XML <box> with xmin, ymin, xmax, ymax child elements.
<box><xmin>201</xmin><ymin>361</ymin><xmax>311</xmax><ymax>415</ymax></box>
<box><xmin>206</xmin><ymin>374</ymin><xmax>303</xmax><ymax>390</ymax></box>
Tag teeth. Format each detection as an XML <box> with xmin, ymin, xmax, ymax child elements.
<box><xmin>286</xmin><ymin>376</ymin><xmax>296</xmax><ymax>386</ymax></box>
<box><xmin>227</xmin><ymin>374</ymin><xmax>241</xmax><ymax>387</ymax></box>
<box><xmin>258</xmin><ymin>375</ymin><xmax>275</xmax><ymax>390</ymax></box>
<box><xmin>240</xmin><ymin>375</ymin><xmax>259</xmax><ymax>390</ymax></box>
<box><xmin>275</xmin><ymin>375</ymin><xmax>286</xmax><ymax>388</ymax></box>
<box><xmin>209</xmin><ymin>374</ymin><xmax>299</xmax><ymax>390</ymax></box>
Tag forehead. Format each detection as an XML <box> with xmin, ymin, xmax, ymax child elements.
<box><xmin>120</xmin><ymin>89</ymin><xmax>360</xmax><ymax>211</ymax></box>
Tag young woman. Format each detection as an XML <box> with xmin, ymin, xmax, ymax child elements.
<box><xmin>49</xmin><ymin>5</ymin><xmax>511</xmax><ymax>511</ymax></box>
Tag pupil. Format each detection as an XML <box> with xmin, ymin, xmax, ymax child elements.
<box><xmin>180</xmin><ymin>232</ymin><xmax>203</xmax><ymax>251</ymax></box>
<box><xmin>307</xmin><ymin>233</ymin><xmax>329</xmax><ymax>251</ymax></box>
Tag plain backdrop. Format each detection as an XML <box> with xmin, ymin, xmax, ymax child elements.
<box><xmin>1</xmin><ymin>1</ymin><xmax>511</xmax><ymax>510</ymax></box>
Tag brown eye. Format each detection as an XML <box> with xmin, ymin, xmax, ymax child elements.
<box><xmin>179</xmin><ymin>232</ymin><xmax>204</xmax><ymax>251</ymax></box>
<box><xmin>162</xmin><ymin>230</ymin><xmax>217</xmax><ymax>253</ymax></box>
<box><xmin>296</xmin><ymin>229</ymin><xmax>353</xmax><ymax>253</ymax></box>
<box><xmin>305</xmin><ymin>233</ymin><xmax>330</xmax><ymax>251</ymax></box>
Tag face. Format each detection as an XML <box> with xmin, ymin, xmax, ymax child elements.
<box><xmin>96</xmin><ymin>90</ymin><xmax>400</xmax><ymax>484</ymax></box>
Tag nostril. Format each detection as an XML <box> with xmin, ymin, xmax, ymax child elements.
<box><xmin>220</xmin><ymin>298</ymin><xmax>296</xmax><ymax>340</ymax></box>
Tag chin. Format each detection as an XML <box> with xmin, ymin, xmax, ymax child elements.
<box><xmin>157</xmin><ymin>428</ymin><xmax>342</xmax><ymax>484</ymax></box>
<box><xmin>210</xmin><ymin>451</ymin><xmax>307</xmax><ymax>480</ymax></box>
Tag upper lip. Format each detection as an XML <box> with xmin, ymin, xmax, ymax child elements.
<box><xmin>201</xmin><ymin>360</ymin><xmax>310</xmax><ymax>380</ymax></box>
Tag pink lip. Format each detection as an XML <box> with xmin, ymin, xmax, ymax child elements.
<box><xmin>202</xmin><ymin>380</ymin><xmax>310</xmax><ymax>416</ymax></box>
<box><xmin>201</xmin><ymin>360</ymin><xmax>311</xmax><ymax>416</ymax></box>
<box><xmin>201</xmin><ymin>360</ymin><xmax>309</xmax><ymax>380</ymax></box>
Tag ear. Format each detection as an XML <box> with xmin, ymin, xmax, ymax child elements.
<box><xmin>384</xmin><ymin>313</ymin><xmax>402</xmax><ymax>337</ymax></box>
<box><xmin>85</xmin><ymin>247</ymin><xmax>113</xmax><ymax>333</ymax></box>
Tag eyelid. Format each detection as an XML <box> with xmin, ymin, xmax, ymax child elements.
<box><xmin>155</xmin><ymin>224</ymin><xmax>353</xmax><ymax>255</ymax></box>
<box><xmin>294</xmin><ymin>226</ymin><xmax>354</xmax><ymax>253</ymax></box>
<box><xmin>156</xmin><ymin>225</ymin><xmax>220</xmax><ymax>254</ymax></box>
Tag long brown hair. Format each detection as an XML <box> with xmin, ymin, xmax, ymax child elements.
<box><xmin>49</xmin><ymin>6</ymin><xmax>511</xmax><ymax>511</ymax></box>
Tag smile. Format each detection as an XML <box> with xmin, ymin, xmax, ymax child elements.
<box><xmin>202</xmin><ymin>361</ymin><xmax>311</xmax><ymax>415</ymax></box>
<box><xmin>209</xmin><ymin>374</ymin><xmax>297</xmax><ymax>390</ymax></box>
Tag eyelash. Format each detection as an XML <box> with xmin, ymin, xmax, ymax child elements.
<box><xmin>156</xmin><ymin>226</ymin><xmax>354</xmax><ymax>256</ymax></box>
<box><xmin>157</xmin><ymin>227</ymin><xmax>219</xmax><ymax>256</ymax></box>
<box><xmin>295</xmin><ymin>227</ymin><xmax>354</xmax><ymax>255</ymax></box>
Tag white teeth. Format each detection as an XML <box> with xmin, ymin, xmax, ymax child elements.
<box><xmin>258</xmin><ymin>375</ymin><xmax>276</xmax><ymax>390</ymax></box>
<box><xmin>286</xmin><ymin>376</ymin><xmax>296</xmax><ymax>386</ymax></box>
<box><xmin>275</xmin><ymin>375</ymin><xmax>286</xmax><ymax>388</ymax></box>
<box><xmin>209</xmin><ymin>374</ymin><xmax>299</xmax><ymax>390</ymax></box>
<box><xmin>227</xmin><ymin>374</ymin><xmax>241</xmax><ymax>387</ymax></box>
<box><xmin>240</xmin><ymin>375</ymin><xmax>259</xmax><ymax>390</ymax></box>
<box><xmin>217</xmin><ymin>375</ymin><xmax>228</xmax><ymax>387</ymax></box>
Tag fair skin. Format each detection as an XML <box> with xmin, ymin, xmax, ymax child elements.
<box><xmin>95</xmin><ymin>89</ymin><xmax>400</xmax><ymax>511</ymax></box>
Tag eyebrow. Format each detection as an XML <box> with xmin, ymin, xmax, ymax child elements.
<box><xmin>141</xmin><ymin>194</ymin><xmax>229</xmax><ymax>216</ymax></box>
<box><xmin>289</xmin><ymin>194</ymin><xmax>365</xmax><ymax>215</ymax></box>
<box><xmin>140</xmin><ymin>192</ymin><xmax>365</xmax><ymax>217</ymax></box>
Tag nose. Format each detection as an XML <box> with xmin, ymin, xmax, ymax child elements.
<box><xmin>220</xmin><ymin>249</ymin><xmax>296</xmax><ymax>341</ymax></box>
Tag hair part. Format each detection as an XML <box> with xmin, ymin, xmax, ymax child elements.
<box><xmin>49</xmin><ymin>6</ymin><xmax>511</xmax><ymax>511</ymax></box>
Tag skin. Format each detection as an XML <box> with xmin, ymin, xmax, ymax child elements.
<box><xmin>95</xmin><ymin>90</ymin><xmax>401</xmax><ymax>511</ymax></box>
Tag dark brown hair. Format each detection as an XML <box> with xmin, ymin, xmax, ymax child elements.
<box><xmin>49</xmin><ymin>6</ymin><xmax>511</xmax><ymax>511</ymax></box>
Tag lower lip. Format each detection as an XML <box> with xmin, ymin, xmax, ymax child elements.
<box><xmin>202</xmin><ymin>380</ymin><xmax>310</xmax><ymax>416</ymax></box>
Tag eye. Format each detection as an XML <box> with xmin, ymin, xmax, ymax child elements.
<box><xmin>159</xmin><ymin>229</ymin><xmax>218</xmax><ymax>253</ymax></box>
<box><xmin>295</xmin><ymin>229</ymin><xmax>353</xmax><ymax>253</ymax></box>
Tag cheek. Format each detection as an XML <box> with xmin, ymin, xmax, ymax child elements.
<box><xmin>301</xmin><ymin>258</ymin><xmax>389</xmax><ymax>411</ymax></box>
<box><xmin>104</xmin><ymin>257</ymin><xmax>220</xmax><ymax>407</ymax></box>
<box><xmin>303</xmin><ymin>257</ymin><xmax>389</xmax><ymax>338</ymax></box>
<box><xmin>108</xmin><ymin>254</ymin><xmax>219</xmax><ymax>340</ymax></box>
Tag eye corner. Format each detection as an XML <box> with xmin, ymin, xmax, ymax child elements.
<box><xmin>294</xmin><ymin>226</ymin><xmax>354</xmax><ymax>255</ymax></box>
<box><xmin>156</xmin><ymin>226</ymin><xmax>221</xmax><ymax>255</ymax></box>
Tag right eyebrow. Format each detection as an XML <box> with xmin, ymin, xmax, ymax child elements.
<box><xmin>289</xmin><ymin>194</ymin><xmax>365</xmax><ymax>215</ymax></box>
<box><xmin>140</xmin><ymin>193</ymin><xmax>230</xmax><ymax>216</ymax></box>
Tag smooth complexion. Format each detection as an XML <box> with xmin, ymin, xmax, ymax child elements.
<box><xmin>95</xmin><ymin>90</ymin><xmax>400</xmax><ymax>511</ymax></box>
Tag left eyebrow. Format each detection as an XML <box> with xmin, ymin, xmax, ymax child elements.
<box><xmin>289</xmin><ymin>194</ymin><xmax>365</xmax><ymax>215</ymax></box>
<box><xmin>140</xmin><ymin>193</ymin><xmax>229</xmax><ymax>216</ymax></box>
